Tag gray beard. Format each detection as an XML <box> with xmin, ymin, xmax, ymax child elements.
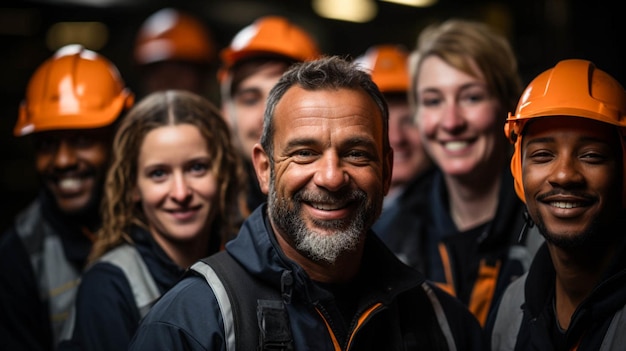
<box><xmin>267</xmin><ymin>173</ymin><xmax>380</xmax><ymax>264</ymax></box>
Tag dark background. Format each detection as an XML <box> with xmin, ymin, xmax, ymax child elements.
<box><xmin>1</xmin><ymin>0</ymin><xmax>622</xmax><ymax>231</ymax></box>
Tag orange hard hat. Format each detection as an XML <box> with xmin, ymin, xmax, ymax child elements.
<box><xmin>134</xmin><ymin>8</ymin><xmax>215</xmax><ymax>65</ymax></box>
<box><xmin>505</xmin><ymin>59</ymin><xmax>626</xmax><ymax>203</ymax></box>
<box><xmin>15</xmin><ymin>44</ymin><xmax>134</xmax><ymax>137</ymax></box>
<box><xmin>220</xmin><ymin>15</ymin><xmax>320</xmax><ymax>71</ymax></box>
<box><xmin>355</xmin><ymin>44</ymin><xmax>409</xmax><ymax>93</ymax></box>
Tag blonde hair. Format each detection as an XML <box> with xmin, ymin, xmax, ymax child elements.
<box><xmin>89</xmin><ymin>90</ymin><xmax>245</xmax><ymax>263</ymax></box>
<box><xmin>409</xmin><ymin>18</ymin><xmax>522</xmax><ymax>116</ymax></box>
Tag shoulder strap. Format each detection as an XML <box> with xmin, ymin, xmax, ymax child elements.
<box><xmin>98</xmin><ymin>244</ymin><xmax>160</xmax><ymax>318</ymax></box>
<box><xmin>190</xmin><ymin>251</ymin><xmax>293</xmax><ymax>351</ymax></box>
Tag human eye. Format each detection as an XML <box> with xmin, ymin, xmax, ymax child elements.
<box><xmin>399</xmin><ymin>115</ymin><xmax>416</xmax><ymax>128</ymax></box>
<box><xmin>33</xmin><ymin>135</ymin><xmax>57</xmax><ymax>153</ymax></box>
<box><xmin>579</xmin><ymin>144</ymin><xmax>613</xmax><ymax>164</ymax></box>
<box><xmin>147</xmin><ymin>168</ymin><xmax>168</xmax><ymax>181</ymax></box>
<box><xmin>344</xmin><ymin>147</ymin><xmax>375</xmax><ymax>165</ymax></box>
<box><xmin>71</xmin><ymin>134</ymin><xmax>94</xmax><ymax>148</ymax></box>
<box><xmin>459</xmin><ymin>89</ymin><xmax>488</xmax><ymax>105</ymax></box>
<box><xmin>419</xmin><ymin>94</ymin><xmax>442</xmax><ymax>107</ymax></box>
<box><xmin>290</xmin><ymin>149</ymin><xmax>317</xmax><ymax>163</ymax></box>
<box><xmin>189</xmin><ymin>161</ymin><xmax>210</xmax><ymax>175</ymax></box>
<box><xmin>235</xmin><ymin>90</ymin><xmax>262</xmax><ymax>107</ymax></box>
<box><xmin>526</xmin><ymin>145</ymin><xmax>555</xmax><ymax>164</ymax></box>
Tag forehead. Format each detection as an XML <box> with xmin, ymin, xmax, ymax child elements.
<box><xmin>273</xmin><ymin>86</ymin><xmax>383</xmax><ymax>136</ymax></box>
<box><xmin>524</xmin><ymin>116</ymin><xmax>619</xmax><ymax>143</ymax></box>
<box><xmin>417</xmin><ymin>55</ymin><xmax>484</xmax><ymax>89</ymax></box>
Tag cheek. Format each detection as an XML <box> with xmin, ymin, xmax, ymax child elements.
<box><xmin>521</xmin><ymin>160</ymin><xmax>544</xmax><ymax>201</ymax></box>
<box><xmin>415</xmin><ymin>110</ymin><xmax>437</xmax><ymax>138</ymax></box>
<box><xmin>195</xmin><ymin>174</ymin><xmax>220</xmax><ymax>202</ymax></box>
<box><xmin>274</xmin><ymin>164</ymin><xmax>307</xmax><ymax>195</ymax></box>
<box><xmin>80</xmin><ymin>144</ymin><xmax>111</xmax><ymax>170</ymax></box>
<box><xmin>34</xmin><ymin>152</ymin><xmax>52</xmax><ymax>173</ymax></box>
<box><xmin>135</xmin><ymin>179</ymin><xmax>168</xmax><ymax>210</ymax></box>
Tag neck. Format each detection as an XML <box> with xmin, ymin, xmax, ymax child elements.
<box><xmin>549</xmin><ymin>241</ymin><xmax>619</xmax><ymax>330</ymax></box>
<box><xmin>445</xmin><ymin>171</ymin><xmax>501</xmax><ymax>231</ymax></box>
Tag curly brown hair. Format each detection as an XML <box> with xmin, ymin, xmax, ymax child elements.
<box><xmin>89</xmin><ymin>90</ymin><xmax>245</xmax><ymax>263</ymax></box>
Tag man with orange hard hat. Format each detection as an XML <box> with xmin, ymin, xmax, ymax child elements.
<box><xmin>486</xmin><ymin>59</ymin><xmax>626</xmax><ymax>350</ymax></box>
<box><xmin>218</xmin><ymin>15</ymin><xmax>321</xmax><ymax>215</ymax></box>
<box><xmin>0</xmin><ymin>44</ymin><xmax>134</xmax><ymax>350</ymax></box>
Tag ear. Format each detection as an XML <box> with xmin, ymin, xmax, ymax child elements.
<box><xmin>252</xmin><ymin>143</ymin><xmax>270</xmax><ymax>195</ymax></box>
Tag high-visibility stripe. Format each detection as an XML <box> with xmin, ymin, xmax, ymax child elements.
<box><xmin>316</xmin><ymin>308</ymin><xmax>342</xmax><ymax>351</ymax></box>
<box><xmin>437</xmin><ymin>243</ymin><xmax>456</xmax><ymax>297</ymax></box>
<box><xmin>469</xmin><ymin>258</ymin><xmax>501</xmax><ymax>326</ymax></box>
<box><xmin>190</xmin><ymin>261</ymin><xmax>236</xmax><ymax>351</ymax></box>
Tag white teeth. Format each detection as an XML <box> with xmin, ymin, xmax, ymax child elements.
<box><xmin>312</xmin><ymin>203</ymin><xmax>340</xmax><ymax>211</ymax></box>
<box><xmin>551</xmin><ymin>202</ymin><xmax>580</xmax><ymax>209</ymax></box>
<box><xmin>58</xmin><ymin>178</ymin><xmax>82</xmax><ymax>191</ymax></box>
<box><xmin>444</xmin><ymin>141</ymin><xmax>468</xmax><ymax>151</ymax></box>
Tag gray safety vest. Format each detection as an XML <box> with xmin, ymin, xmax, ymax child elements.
<box><xmin>15</xmin><ymin>201</ymin><xmax>81</xmax><ymax>346</ymax></box>
<box><xmin>59</xmin><ymin>244</ymin><xmax>160</xmax><ymax>341</ymax></box>
<box><xmin>491</xmin><ymin>273</ymin><xmax>626</xmax><ymax>351</ymax></box>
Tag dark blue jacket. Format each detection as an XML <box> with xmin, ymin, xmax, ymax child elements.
<box><xmin>373</xmin><ymin>168</ymin><xmax>540</xmax><ymax>325</ymax></box>
<box><xmin>0</xmin><ymin>191</ymin><xmax>95</xmax><ymax>351</ymax></box>
<box><xmin>129</xmin><ymin>205</ymin><xmax>485</xmax><ymax>351</ymax></box>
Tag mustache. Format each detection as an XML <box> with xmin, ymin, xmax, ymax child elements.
<box><xmin>536</xmin><ymin>190</ymin><xmax>596</xmax><ymax>203</ymax></box>
<box><xmin>294</xmin><ymin>188</ymin><xmax>366</xmax><ymax>203</ymax></box>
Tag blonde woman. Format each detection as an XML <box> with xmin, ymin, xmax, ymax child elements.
<box><xmin>407</xmin><ymin>19</ymin><xmax>542</xmax><ymax>326</ymax></box>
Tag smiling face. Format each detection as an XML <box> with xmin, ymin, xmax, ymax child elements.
<box><xmin>414</xmin><ymin>55</ymin><xmax>506</xmax><ymax>179</ymax></box>
<box><xmin>34</xmin><ymin>127</ymin><xmax>113</xmax><ymax>215</ymax></box>
<box><xmin>253</xmin><ymin>86</ymin><xmax>392</xmax><ymax>264</ymax></box>
<box><xmin>134</xmin><ymin>124</ymin><xmax>218</xmax><ymax>247</ymax></box>
<box><xmin>387</xmin><ymin>97</ymin><xmax>431</xmax><ymax>191</ymax></box>
<box><xmin>223</xmin><ymin>61</ymin><xmax>290</xmax><ymax>162</ymax></box>
<box><xmin>522</xmin><ymin>116</ymin><xmax>623</xmax><ymax>248</ymax></box>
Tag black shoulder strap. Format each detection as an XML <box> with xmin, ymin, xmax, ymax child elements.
<box><xmin>195</xmin><ymin>251</ymin><xmax>294</xmax><ymax>351</ymax></box>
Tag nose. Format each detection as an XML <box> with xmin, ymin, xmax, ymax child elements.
<box><xmin>313</xmin><ymin>151</ymin><xmax>349</xmax><ymax>192</ymax></box>
<box><xmin>439</xmin><ymin>101</ymin><xmax>466</xmax><ymax>133</ymax></box>
<box><xmin>170</xmin><ymin>172</ymin><xmax>192</xmax><ymax>202</ymax></box>
<box><xmin>548</xmin><ymin>154</ymin><xmax>585</xmax><ymax>190</ymax></box>
<box><xmin>53</xmin><ymin>140</ymin><xmax>78</xmax><ymax>170</ymax></box>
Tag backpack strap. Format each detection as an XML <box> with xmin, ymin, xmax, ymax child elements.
<box><xmin>190</xmin><ymin>251</ymin><xmax>294</xmax><ymax>351</ymax></box>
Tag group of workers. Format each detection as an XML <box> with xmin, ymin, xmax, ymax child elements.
<box><xmin>1</xmin><ymin>7</ymin><xmax>625</xmax><ymax>351</ymax></box>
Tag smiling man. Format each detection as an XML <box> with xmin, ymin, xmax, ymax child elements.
<box><xmin>486</xmin><ymin>59</ymin><xmax>626</xmax><ymax>351</ymax></box>
<box><xmin>129</xmin><ymin>56</ymin><xmax>485</xmax><ymax>351</ymax></box>
<box><xmin>0</xmin><ymin>44</ymin><xmax>133</xmax><ymax>350</ymax></box>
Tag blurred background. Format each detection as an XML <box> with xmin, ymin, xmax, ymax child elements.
<box><xmin>0</xmin><ymin>0</ymin><xmax>622</xmax><ymax>231</ymax></box>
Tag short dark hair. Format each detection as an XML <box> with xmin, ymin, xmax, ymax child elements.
<box><xmin>260</xmin><ymin>55</ymin><xmax>390</xmax><ymax>161</ymax></box>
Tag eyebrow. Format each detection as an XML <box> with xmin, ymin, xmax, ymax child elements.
<box><xmin>284</xmin><ymin>135</ymin><xmax>378</xmax><ymax>152</ymax></box>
